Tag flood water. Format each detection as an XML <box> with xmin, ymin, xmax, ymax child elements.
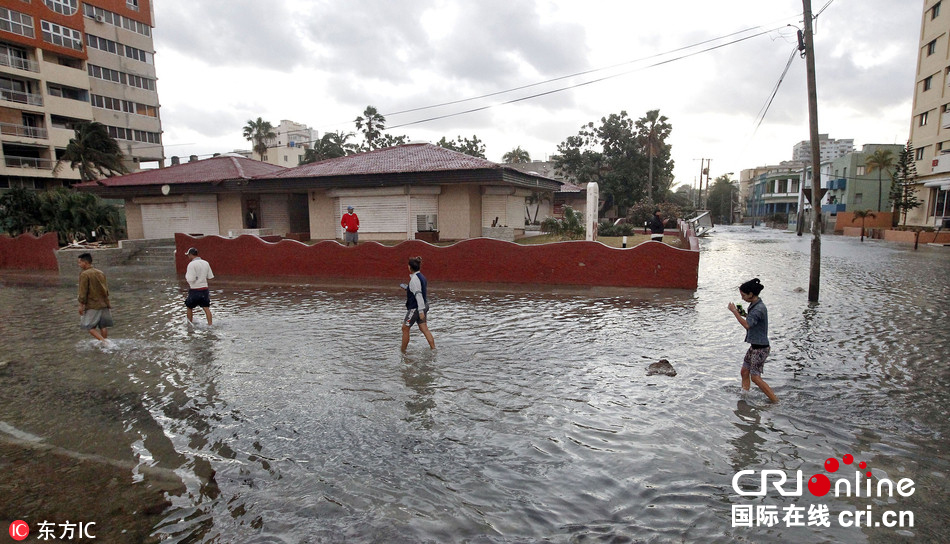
<box><xmin>1</xmin><ymin>226</ymin><xmax>949</xmax><ymax>543</ymax></box>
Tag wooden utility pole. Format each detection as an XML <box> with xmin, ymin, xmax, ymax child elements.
<box><xmin>803</xmin><ymin>0</ymin><xmax>822</xmax><ymax>302</ymax></box>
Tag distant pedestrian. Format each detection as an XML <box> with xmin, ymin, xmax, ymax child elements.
<box><xmin>649</xmin><ymin>209</ymin><xmax>665</xmax><ymax>241</ymax></box>
<box><xmin>727</xmin><ymin>278</ymin><xmax>778</xmax><ymax>403</ymax></box>
<box><xmin>77</xmin><ymin>252</ymin><xmax>113</xmax><ymax>343</ymax></box>
<box><xmin>184</xmin><ymin>247</ymin><xmax>215</xmax><ymax>325</ymax></box>
<box><xmin>246</xmin><ymin>209</ymin><xmax>258</xmax><ymax>229</ymax></box>
<box><xmin>401</xmin><ymin>256</ymin><xmax>435</xmax><ymax>351</ymax></box>
<box><xmin>341</xmin><ymin>205</ymin><xmax>360</xmax><ymax>246</ymax></box>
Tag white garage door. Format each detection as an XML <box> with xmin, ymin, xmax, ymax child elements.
<box><xmin>260</xmin><ymin>193</ymin><xmax>291</xmax><ymax>236</ymax></box>
<box><xmin>482</xmin><ymin>194</ymin><xmax>507</xmax><ymax>227</ymax></box>
<box><xmin>141</xmin><ymin>196</ymin><xmax>219</xmax><ymax>239</ymax></box>
<box><xmin>336</xmin><ymin>196</ymin><xmax>409</xmax><ymax>238</ymax></box>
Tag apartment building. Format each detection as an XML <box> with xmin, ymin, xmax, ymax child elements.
<box><xmin>909</xmin><ymin>0</ymin><xmax>950</xmax><ymax>227</ymax></box>
<box><xmin>791</xmin><ymin>134</ymin><xmax>854</xmax><ymax>164</ymax></box>
<box><xmin>0</xmin><ymin>0</ymin><xmax>162</xmax><ymax>190</ymax></box>
<box><xmin>255</xmin><ymin>119</ymin><xmax>318</xmax><ymax>168</ymax></box>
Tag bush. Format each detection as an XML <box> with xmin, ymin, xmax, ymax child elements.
<box><xmin>598</xmin><ymin>220</ymin><xmax>636</xmax><ymax>237</ymax></box>
<box><xmin>540</xmin><ymin>206</ymin><xmax>585</xmax><ymax>240</ymax></box>
<box><xmin>0</xmin><ymin>187</ymin><xmax>124</xmax><ymax>245</ymax></box>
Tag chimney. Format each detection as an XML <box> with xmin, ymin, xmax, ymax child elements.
<box><xmin>189</xmin><ymin>155</ymin><xmax>198</xmax><ymax>163</ymax></box>
<box><xmin>171</xmin><ymin>156</ymin><xmax>180</xmax><ymax>166</ymax></box>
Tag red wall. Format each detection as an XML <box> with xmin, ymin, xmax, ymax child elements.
<box><xmin>176</xmin><ymin>234</ymin><xmax>700</xmax><ymax>290</ymax></box>
<box><xmin>0</xmin><ymin>233</ymin><xmax>60</xmax><ymax>271</ymax></box>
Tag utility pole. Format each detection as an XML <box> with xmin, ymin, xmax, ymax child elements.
<box><xmin>803</xmin><ymin>0</ymin><xmax>822</xmax><ymax>302</ymax></box>
<box><xmin>696</xmin><ymin>159</ymin><xmax>706</xmax><ymax>208</ymax></box>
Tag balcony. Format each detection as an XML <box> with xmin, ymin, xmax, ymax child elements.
<box><xmin>827</xmin><ymin>178</ymin><xmax>847</xmax><ymax>190</ymax></box>
<box><xmin>822</xmin><ymin>203</ymin><xmax>846</xmax><ymax>213</ymax></box>
<box><xmin>0</xmin><ymin>122</ymin><xmax>48</xmax><ymax>139</ymax></box>
<box><xmin>0</xmin><ymin>54</ymin><xmax>39</xmax><ymax>73</ymax></box>
<box><xmin>3</xmin><ymin>156</ymin><xmax>55</xmax><ymax>169</ymax></box>
<box><xmin>0</xmin><ymin>88</ymin><xmax>43</xmax><ymax>106</ymax></box>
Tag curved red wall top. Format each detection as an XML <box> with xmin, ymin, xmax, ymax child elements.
<box><xmin>176</xmin><ymin>234</ymin><xmax>699</xmax><ymax>290</ymax></box>
<box><xmin>0</xmin><ymin>233</ymin><xmax>59</xmax><ymax>271</ymax></box>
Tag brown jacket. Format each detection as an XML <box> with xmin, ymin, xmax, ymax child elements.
<box><xmin>78</xmin><ymin>267</ymin><xmax>110</xmax><ymax>309</ymax></box>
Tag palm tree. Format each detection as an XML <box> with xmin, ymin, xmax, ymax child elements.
<box><xmin>355</xmin><ymin>106</ymin><xmax>386</xmax><ymax>151</ymax></box>
<box><xmin>301</xmin><ymin>131</ymin><xmax>357</xmax><ymax>164</ymax></box>
<box><xmin>851</xmin><ymin>209</ymin><xmax>876</xmax><ymax>242</ymax></box>
<box><xmin>502</xmin><ymin>146</ymin><xmax>531</xmax><ymax>164</ymax></box>
<box><xmin>865</xmin><ymin>148</ymin><xmax>895</xmax><ymax>212</ymax></box>
<box><xmin>636</xmin><ymin>110</ymin><xmax>671</xmax><ymax>203</ymax></box>
<box><xmin>243</xmin><ymin>117</ymin><xmax>276</xmax><ymax>161</ymax></box>
<box><xmin>53</xmin><ymin>121</ymin><xmax>128</xmax><ymax>183</ymax></box>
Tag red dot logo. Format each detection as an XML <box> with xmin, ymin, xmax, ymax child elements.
<box><xmin>824</xmin><ymin>457</ymin><xmax>839</xmax><ymax>472</ymax></box>
<box><xmin>808</xmin><ymin>474</ymin><xmax>831</xmax><ymax>496</ymax></box>
<box><xmin>9</xmin><ymin>520</ymin><xmax>29</xmax><ymax>541</ymax></box>
<box><xmin>843</xmin><ymin>454</ymin><xmax>854</xmax><ymax>465</ymax></box>
<box><xmin>858</xmin><ymin>461</ymin><xmax>867</xmax><ymax>469</ymax></box>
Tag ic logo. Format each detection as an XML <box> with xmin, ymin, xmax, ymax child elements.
<box><xmin>9</xmin><ymin>520</ymin><xmax>29</xmax><ymax>541</ymax></box>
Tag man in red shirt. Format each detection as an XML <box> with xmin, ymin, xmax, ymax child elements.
<box><xmin>341</xmin><ymin>205</ymin><xmax>360</xmax><ymax>246</ymax></box>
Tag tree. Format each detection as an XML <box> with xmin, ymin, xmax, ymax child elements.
<box><xmin>635</xmin><ymin>109</ymin><xmax>673</xmax><ymax>202</ymax></box>
<box><xmin>890</xmin><ymin>141</ymin><xmax>922</xmax><ymax>227</ymax></box>
<box><xmin>865</xmin><ymin>148</ymin><xmax>895</xmax><ymax>212</ymax></box>
<box><xmin>301</xmin><ymin>131</ymin><xmax>358</xmax><ymax>164</ymax></box>
<box><xmin>436</xmin><ymin>135</ymin><xmax>486</xmax><ymax>158</ymax></box>
<box><xmin>355</xmin><ymin>106</ymin><xmax>386</xmax><ymax>151</ymax></box>
<box><xmin>554</xmin><ymin>111</ymin><xmax>657</xmax><ymax>216</ymax></box>
<box><xmin>707</xmin><ymin>176</ymin><xmax>739</xmax><ymax>224</ymax></box>
<box><xmin>525</xmin><ymin>191</ymin><xmax>551</xmax><ymax>224</ymax></box>
<box><xmin>53</xmin><ymin>121</ymin><xmax>128</xmax><ymax>183</ymax></box>
<box><xmin>851</xmin><ymin>209</ymin><xmax>876</xmax><ymax>242</ymax></box>
<box><xmin>0</xmin><ymin>187</ymin><xmax>42</xmax><ymax>236</ymax></box>
<box><xmin>502</xmin><ymin>146</ymin><xmax>531</xmax><ymax>164</ymax></box>
<box><xmin>243</xmin><ymin>117</ymin><xmax>276</xmax><ymax>161</ymax></box>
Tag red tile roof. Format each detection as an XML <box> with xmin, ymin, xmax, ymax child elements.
<box><xmin>80</xmin><ymin>155</ymin><xmax>286</xmax><ymax>187</ymax></box>
<box><xmin>269</xmin><ymin>143</ymin><xmax>504</xmax><ymax>179</ymax></box>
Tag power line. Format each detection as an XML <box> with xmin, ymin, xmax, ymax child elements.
<box><xmin>752</xmin><ymin>44</ymin><xmax>799</xmax><ymax>136</ymax></box>
<box><xmin>386</xmin><ymin>26</ymin><xmax>787</xmax><ymax>131</ymax></box>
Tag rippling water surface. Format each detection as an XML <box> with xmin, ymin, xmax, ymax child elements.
<box><xmin>2</xmin><ymin>226</ymin><xmax>949</xmax><ymax>543</ymax></box>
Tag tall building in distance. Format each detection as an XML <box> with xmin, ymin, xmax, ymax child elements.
<box><xmin>909</xmin><ymin>0</ymin><xmax>950</xmax><ymax>227</ymax></box>
<box><xmin>791</xmin><ymin>134</ymin><xmax>855</xmax><ymax>164</ymax></box>
<box><xmin>0</xmin><ymin>0</ymin><xmax>162</xmax><ymax>190</ymax></box>
<box><xmin>255</xmin><ymin>119</ymin><xmax>318</xmax><ymax>167</ymax></box>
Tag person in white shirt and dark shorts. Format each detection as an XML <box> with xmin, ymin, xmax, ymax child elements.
<box><xmin>185</xmin><ymin>247</ymin><xmax>215</xmax><ymax>325</ymax></box>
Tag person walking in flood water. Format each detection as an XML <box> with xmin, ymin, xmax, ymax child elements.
<box><xmin>185</xmin><ymin>247</ymin><xmax>215</xmax><ymax>326</ymax></box>
<box><xmin>77</xmin><ymin>252</ymin><xmax>113</xmax><ymax>343</ymax></box>
<box><xmin>401</xmin><ymin>256</ymin><xmax>435</xmax><ymax>351</ymax></box>
<box><xmin>727</xmin><ymin>278</ymin><xmax>778</xmax><ymax>403</ymax></box>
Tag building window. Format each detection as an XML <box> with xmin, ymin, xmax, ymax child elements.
<box><xmin>83</xmin><ymin>4</ymin><xmax>150</xmax><ymax>37</ymax></box>
<box><xmin>127</xmin><ymin>0</ymin><xmax>139</xmax><ymax>11</ymax></box>
<box><xmin>927</xmin><ymin>39</ymin><xmax>938</xmax><ymax>56</ymax></box>
<box><xmin>925</xmin><ymin>75</ymin><xmax>934</xmax><ymax>90</ymax></box>
<box><xmin>933</xmin><ymin>1</ymin><xmax>942</xmax><ymax>19</ymax></box>
<box><xmin>854</xmin><ymin>193</ymin><xmax>863</xmax><ymax>204</ymax></box>
<box><xmin>0</xmin><ymin>7</ymin><xmax>35</xmax><ymax>38</ymax></box>
<box><xmin>47</xmin><ymin>82</ymin><xmax>87</xmax><ymax>101</ymax></box>
<box><xmin>41</xmin><ymin>20</ymin><xmax>83</xmax><ymax>51</ymax></box>
<box><xmin>921</xmin><ymin>111</ymin><xmax>930</xmax><ymax>126</ymax></box>
<box><xmin>856</xmin><ymin>165</ymin><xmax>865</xmax><ymax>176</ymax></box>
<box><xmin>916</xmin><ymin>147</ymin><xmax>926</xmax><ymax>161</ymax></box>
<box><xmin>43</xmin><ymin>0</ymin><xmax>78</xmax><ymax>16</ymax></box>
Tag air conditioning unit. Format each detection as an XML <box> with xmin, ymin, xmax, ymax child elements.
<box><xmin>95</xmin><ymin>15</ymin><xmax>105</xmax><ymax>23</ymax></box>
<box><xmin>416</xmin><ymin>214</ymin><xmax>438</xmax><ymax>232</ymax></box>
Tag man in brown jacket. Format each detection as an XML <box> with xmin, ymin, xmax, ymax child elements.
<box><xmin>77</xmin><ymin>252</ymin><xmax>113</xmax><ymax>343</ymax></box>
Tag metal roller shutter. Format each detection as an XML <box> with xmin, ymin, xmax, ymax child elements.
<box><xmin>337</xmin><ymin>196</ymin><xmax>408</xmax><ymax>238</ymax></box>
<box><xmin>260</xmin><ymin>193</ymin><xmax>291</xmax><ymax>236</ymax></box>
<box><xmin>141</xmin><ymin>196</ymin><xmax>219</xmax><ymax>239</ymax></box>
<box><xmin>482</xmin><ymin>195</ymin><xmax>507</xmax><ymax>227</ymax></box>
<box><xmin>410</xmin><ymin>195</ymin><xmax>438</xmax><ymax>233</ymax></box>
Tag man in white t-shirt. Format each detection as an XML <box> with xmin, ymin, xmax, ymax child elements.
<box><xmin>184</xmin><ymin>247</ymin><xmax>215</xmax><ymax>325</ymax></box>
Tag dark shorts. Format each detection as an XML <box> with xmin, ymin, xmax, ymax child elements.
<box><xmin>403</xmin><ymin>307</ymin><xmax>429</xmax><ymax>327</ymax></box>
<box><xmin>743</xmin><ymin>345</ymin><xmax>770</xmax><ymax>376</ymax></box>
<box><xmin>185</xmin><ymin>288</ymin><xmax>211</xmax><ymax>309</ymax></box>
<box><xmin>80</xmin><ymin>308</ymin><xmax>113</xmax><ymax>330</ymax></box>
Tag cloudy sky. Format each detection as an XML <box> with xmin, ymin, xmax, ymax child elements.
<box><xmin>151</xmin><ymin>0</ymin><xmax>921</xmax><ymax>187</ymax></box>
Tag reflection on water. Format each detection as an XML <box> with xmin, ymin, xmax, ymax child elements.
<box><xmin>1</xmin><ymin>226</ymin><xmax>948</xmax><ymax>542</ymax></box>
